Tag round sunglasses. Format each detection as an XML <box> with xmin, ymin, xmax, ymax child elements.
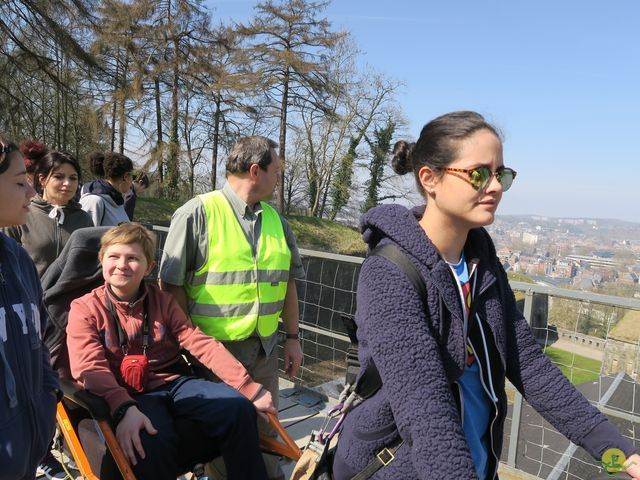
<box><xmin>442</xmin><ymin>166</ymin><xmax>517</xmax><ymax>192</ymax></box>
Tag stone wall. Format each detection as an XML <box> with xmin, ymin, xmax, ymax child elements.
<box><xmin>602</xmin><ymin>338</ymin><xmax>640</xmax><ymax>380</ymax></box>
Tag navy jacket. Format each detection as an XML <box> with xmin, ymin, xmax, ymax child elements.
<box><xmin>333</xmin><ymin>204</ymin><xmax>633</xmax><ymax>479</ymax></box>
<box><xmin>0</xmin><ymin>233</ymin><xmax>58</xmax><ymax>480</ymax></box>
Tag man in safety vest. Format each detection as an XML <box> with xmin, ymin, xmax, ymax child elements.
<box><xmin>159</xmin><ymin>136</ymin><xmax>304</xmax><ymax>480</ymax></box>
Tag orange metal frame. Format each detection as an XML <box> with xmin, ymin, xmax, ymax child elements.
<box><xmin>259</xmin><ymin>411</ymin><xmax>303</xmax><ymax>461</ymax></box>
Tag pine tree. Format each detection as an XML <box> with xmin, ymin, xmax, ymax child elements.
<box><xmin>239</xmin><ymin>0</ymin><xmax>344</xmax><ymax>212</ymax></box>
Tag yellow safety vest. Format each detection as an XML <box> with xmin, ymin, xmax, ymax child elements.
<box><xmin>185</xmin><ymin>190</ymin><xmax>291</xmax><ymax>340</ymax></box>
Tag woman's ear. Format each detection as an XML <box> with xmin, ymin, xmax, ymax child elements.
<box><xmin>417</xmin><ymin>166</ymin><xmax>438</xmax><ymax>195</ymax></box>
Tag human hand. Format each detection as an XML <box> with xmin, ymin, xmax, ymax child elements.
<box><xmin>625</xmin><ymin>453</ymin><xmax>640</xmax><ymax>479</ymax></box>
<box><xmin>283</xmin><ymin>338</ymin><xmax>302</xmax><ymax>379</ymax></box>
<box><xmin>115</xmin><ymin>406</ymin><xmax>157</xmax><ymax>465</ymax></box>
<box><xmin>252</xmin><ymin>388</ymin><xmax>276</xmax><ymax>421</ymax></box>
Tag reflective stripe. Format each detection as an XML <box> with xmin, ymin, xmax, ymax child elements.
<box><xmin>191</xmin><ymin>268</ymin><xmax>290</xmax><ymax>287</ymax></box>
<box><xmin>191</xmin><ymin>299</ymin><xmax>285</xmax><ymax>318</ymax></box>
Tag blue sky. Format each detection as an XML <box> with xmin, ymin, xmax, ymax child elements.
<box><xmin>208</xmin><ymin>1</ymin><xmax>640</xmax><ymax>222</ymax></box>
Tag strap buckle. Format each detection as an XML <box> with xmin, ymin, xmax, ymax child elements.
<box><xmin>376</xmin><ymin>448</ymin><xmax>395</xmax><ymax>466</ymax></box>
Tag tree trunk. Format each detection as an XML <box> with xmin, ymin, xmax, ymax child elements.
<box><xmin>167</xmin><ymin>57</ymin><xmax>180</xmax><ymax>198</ymax></box>
<box><xmin>110</xmin><ymin>50</ymin><xmax>120</xmax><ymax>152</ymax></box>
<box><xmin>211</xmin><ymin>93</ymin><xmax>221</xmax><ymax>190</ymax></box>
<box><xmin>276</xmin><ymin>66</ymin><xmax>290</xmax><ymax>213</ymax></box>
<box><xmin>54</xmin><ymin>46</ymin><xmax>61</xmax><ymax>148</ymax></box>
<box><xmin>154</xmin><ymin>76</ymin><xmax>163</xmax><ymax>183</ymax></box>
<box><xmin>118</xmin><ymin>53</ymin><xmax>129</xmax><ymax>155</ymax></box>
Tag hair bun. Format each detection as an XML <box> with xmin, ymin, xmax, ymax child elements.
<box><xmin>391</xmin><ymin>140</ymin><xmax>415</xmax><ymax>175</ymax></box>
<box><xmin>19</xmin><ymin>140</ymin><xmax>48</xmax><ymax>172</ymax></box>
<box><xmin>88</xmin><ymin>152</ymin><xmax>106</xmax><ymax>177</ymax></box>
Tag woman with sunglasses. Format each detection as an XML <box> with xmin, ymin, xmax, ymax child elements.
<box><xmin>80</xmin><ymin>152</ymin><xmax>133</xmax><ymax>226</ymax></box>
<box><xmin>0</xmin><ymin>135</ymin><xmax>60</xmax><ymax>480</ymax></box>
<box><xmin>332</xmin><ymin>111</ymin><xmax>640</xmax><ymax>480</ymax></box>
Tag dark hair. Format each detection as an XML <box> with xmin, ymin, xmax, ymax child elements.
<box><xmin>19</xmin><ymin>139</ymin><xmax>48</xmax><ymax>175</ymax></box>
<box><xmin>88</xmin><ymin>152</ymin><xmax>134</xmax><ymax>180</ymax></box>
<box><xmin>391</xmin><ymin>111</ymin><xmax>502</xmax><ymax>195</ymax></box>
<box><xmin>33</xmin><ymin>151</ymin><xmax>83</xmax><ymax>195</ymax></box>
<box><xmin>0</xmin><ymin>135</ymin><xmax>20</xmax><ymax>175</ymax></box>
<box><xmin>226</xmin><ymin>136</ymin><xmax>278</xmax><ymax>174</ymax></box>
<box><xmin>135</xmin><ymin>171</ymin><xmax>150</xmax><ymax>188</ymax></box>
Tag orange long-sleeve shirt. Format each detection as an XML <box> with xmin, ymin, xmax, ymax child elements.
<box><xmin>67</xmin><ymin>283</ymin><xmax>263</xmax><ymax>415</ymax></box>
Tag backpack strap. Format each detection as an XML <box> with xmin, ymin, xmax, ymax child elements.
<box><xmin>351</xmin><ymin>243</ymin><xmax>428</xmax><ymax>401</ymax></box>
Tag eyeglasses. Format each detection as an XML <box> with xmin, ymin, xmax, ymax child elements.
<box><xmin>442</xmin><ymin>166</ymin><xmax>517</xmax><ymax>192</ymax></box>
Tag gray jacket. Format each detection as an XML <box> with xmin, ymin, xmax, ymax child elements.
<box><xmin>2</xmin><ymin>196</ymin><xmax>93</xmax><ymax>277</ymax></box>
<box><xmin>80</xmin><ymin>180</ymin><xmax>129</xmax><ymax>226</ymax></box>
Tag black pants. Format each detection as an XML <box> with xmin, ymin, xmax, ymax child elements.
<box><xmin>130</xmin><ymin>377</ymin><xmax>267</xmax><ymax>480</ymax></box>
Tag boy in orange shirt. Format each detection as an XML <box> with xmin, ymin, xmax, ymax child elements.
<box><xmin>67</xmin><ymin>223</ymin><xmax>273</xmax><ymax>479</ymax></box>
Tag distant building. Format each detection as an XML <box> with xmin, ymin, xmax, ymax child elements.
<box><xmin>522</xmin><ymin>232</ymin><xmax>539</xmax><ymax>245</ymax></box>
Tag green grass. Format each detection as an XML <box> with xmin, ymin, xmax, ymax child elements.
<box><xmin>285</xmin><ymin>215</ymin><xmax>366</xmax><ymax>256</ymax></box>
<box><xmin>134</xmin><ymin>197</ymin><xmax>367</xmax><ymax>256</ymax></box>
<box><xmin>134</xmin><ymin>196</ymin><xmax>182</xmax><ymax>224</ymax></box>
<box><xmin>507</xmin><ymin>271</ymin><xmax>535</xmax><ymax>283</ymax></box>
<box><xmin>543</xmin><ymin>346</ymin><xmax>602</xmax><ymax>385</ymax></box>
<box><xmin>609</xmin><ymin>309</ymin><xmax>640</xmax><ymax>343</ymax></box>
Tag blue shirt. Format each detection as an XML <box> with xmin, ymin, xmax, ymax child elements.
<box><xmin>450</xmin><ymin>253</ymin><xmax>491</xmax><ymax>479</ymax></box>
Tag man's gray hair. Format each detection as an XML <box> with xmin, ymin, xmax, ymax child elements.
<box><xmin>226</xmin><ymin>136</ymin><xmax>278</xmax><ymax>174</ymax></box>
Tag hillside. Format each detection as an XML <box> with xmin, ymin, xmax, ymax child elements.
<box><xmin>135</xmin><ymin>197</ymin><xmax>366</xmax><ymax>256</ymax></box>
<box><xmin>284</xmin><ymin>215</ymin><xmax>365</xmax><ymax>256</ymax></box>
<box><xmin>135</xmin><ymin>197</ymin><xmax>182</xmax><ymax>224</ymax></box>
<box><xmin>609</xmin><ymin>309</ymin><xmax>640</xmax><ymax>343</ymax></box>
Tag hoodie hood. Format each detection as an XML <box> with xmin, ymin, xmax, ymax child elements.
<box><xmin>360</xmin><ymin>204</ymin><xmax>499</xmax><ymax>321</ymax></box>
<box><xmin>31</xmin><ymin>194</ymin><xmax>84</xmax><ymax>213</ymax></box>
<box><xmin>81</xmin><ymin>179</ymin><xmax>124</xmax><ymax>206</ymax></box>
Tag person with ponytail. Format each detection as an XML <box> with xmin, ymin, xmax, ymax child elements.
<box><xmin>0</xmin><ymin>135</ymin><xmax>60</xmax><ymax>480</ymax></box>
<box><xmin>3</xmin><ymin>150</ymin><xmax>93</xmax><ymax>277</ymax></box>
<box><xmin>332</xmin><ymin>111</ymin><xmax>640</xmax><ymax>479</ymax></box>
<box><xmin>80</xmin><ymin>152</ymin><xmax>133</xmax><ymax>226</ymax></box>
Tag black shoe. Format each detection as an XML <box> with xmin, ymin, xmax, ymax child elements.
<box><xmin>36</xmin><ymin>450</ymin><xmax>67</xmax><ymax>479</ymax></box>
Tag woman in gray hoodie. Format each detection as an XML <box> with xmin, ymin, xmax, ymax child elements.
<box><xmin>3</xmin><ymin>150</ymin><xmax>93</xmax><ymax>277</ymax></box>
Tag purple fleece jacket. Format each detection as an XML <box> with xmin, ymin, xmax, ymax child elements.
<box><xmin>333</xmin><ymin>204</ymin><xmax>634</xmax><ymax>480</ymax></box>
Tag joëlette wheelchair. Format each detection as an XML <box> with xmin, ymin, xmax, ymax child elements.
<box><xmin>41</xmin><ymin>226</ymin><xmax>300</xmax><ymax>479</ymax></box>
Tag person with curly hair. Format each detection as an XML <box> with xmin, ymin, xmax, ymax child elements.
<box><xmin>80</xmin><ymin>152</ymin><xmax>134</xmax><ymax>226</ymax></box>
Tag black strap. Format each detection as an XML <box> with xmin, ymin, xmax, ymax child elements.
<box><xmin>105</xmin><ymin>288</ymin><xmax>151</xmax><ymax>355</ymax></box>
<box><xmin>347</xmin><ymin>245</ymin><xmax>427</xmax><ymax>479</ymax></box>
<box><xmin>353</xmin><ymin>244</ymin><xmax>428</xmax><ymax>401</ymax></box>
<box><xmin>350</xmin><ymin>437</ymin><xmax>404</xmax><ymax>480</ymax></box>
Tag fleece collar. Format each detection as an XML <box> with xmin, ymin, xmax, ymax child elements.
<box><xmin>360</xmin><ymin>203</ymin><xmax>498</xmax><ymax>328</ymax></box>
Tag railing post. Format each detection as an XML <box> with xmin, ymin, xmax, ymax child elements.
<box><xmin>507</xmin><ymin>289</ymin><xmax>534</xmax><ymax>468</ymax></box>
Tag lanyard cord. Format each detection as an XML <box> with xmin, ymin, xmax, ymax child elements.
<box><xmin>105</xmin><ymin>288</ymin><xmax>150</xmax><ymax>355</ymax></box>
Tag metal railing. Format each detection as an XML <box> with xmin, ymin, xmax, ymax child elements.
<box><xmin>148</xmin><ymin>224</ymin><xmax>640</xmax><ymax>480</ymax></box>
